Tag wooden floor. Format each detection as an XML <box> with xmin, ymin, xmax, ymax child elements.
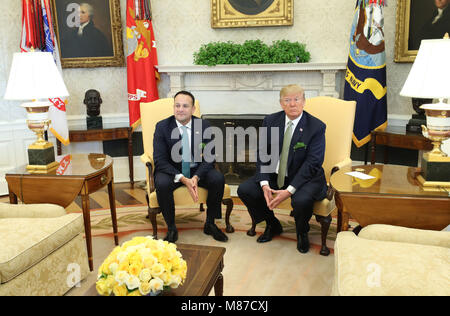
<box><xmin>0</xmin><ymin>182</ymin><xmax>245</xmax><ymax>211</ymax></box>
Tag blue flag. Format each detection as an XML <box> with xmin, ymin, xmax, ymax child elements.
<box><xmin>344</xmin><ymin>0</ymin><xmax>387</xmax><ymax>147</ymax></box>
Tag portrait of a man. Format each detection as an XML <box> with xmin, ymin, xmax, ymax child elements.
<box><xmin>228</xmin><ymin>0</ymin><xmax>275</xmax><ymax>15</ymax></box>
<box><xmin>409</xmin><ymin>0</ymin><xmax>450</xmax><ymax>50</ymax></box>
<box><xmin>55</xmin><ymin>0</ymin><xmax>114</xmax><ymax>59</ymax></box>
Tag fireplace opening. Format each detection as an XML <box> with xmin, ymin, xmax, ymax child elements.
<box><xmin>202</xmin><ymin>114</ymin><xmax>266</xmax><ymax>185</ymax></box>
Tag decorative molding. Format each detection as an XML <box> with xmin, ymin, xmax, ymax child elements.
<box><xmin>159</xmin><ymin>63</ymin><xmax>347</xmax><ymax>111</ymax></box>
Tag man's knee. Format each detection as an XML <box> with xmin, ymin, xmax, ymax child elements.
<box><xmin>154</xmin><ymin>173</ymin><xmax>173</xmax><ymax>191</ymax></box>
<box><xmin>291</xmin><ymin>193</ymin><xmax>314</xmax><ymax>212</ymax></box>
<box><xmin>238</xmin><ymin>178</ymin><xmax>258</xmax><ymax>200</ymax></box>
<box><xmin>204</xmin><ymin>169</ymin><xmax>225</xmax><ymax>188</ymax></box>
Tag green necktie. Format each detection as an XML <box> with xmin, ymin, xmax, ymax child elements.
<box><xmin>181</xmin><ymin>125</ymin><xmax>191</xmax><ymax>178</ymax></box>
<box><xmin>277</xmin><ymin>120</ymin><xmax>293</xmax><ymax>189</ymax></box>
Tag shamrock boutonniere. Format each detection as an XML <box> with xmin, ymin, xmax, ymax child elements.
<box><xmin>293</xmin><ymin>142</ymin><xmax>307</xmax><ymax>152</ymax></box>
<box><xmin>199</xmin><ymin>142</ymin><xmax>206</xmax><ymax>150</ymax></box>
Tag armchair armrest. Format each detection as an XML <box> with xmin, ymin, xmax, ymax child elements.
<box><xmin>140</xmin><ymin>153</ymin><xmax>155</xmax><ymax>193</ymax></box>
<box><xmin>326</xmin><ymin>158</ymin><xmax>352</xmax><ymax>200</ymax></box>
<box><xmin>0</xmin><ymin>203</ymin><xmax>67</xmax><ymax>219</ymax></box>
<box><xmin>359</xmin><ymin>224</ymin><xmax>450</xmax><ymax>248</ymax></box>
<box><xmin>332</xmin><ymin>158</ymin><xmax>352</xmax><ymax>174</ymax></box>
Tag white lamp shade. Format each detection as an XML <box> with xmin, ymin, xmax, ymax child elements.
<box><xmin>400</xmin><ymin>39</ymin><xmax>450</xmax><ymax>99</ymax></box>
<box><xmin>4</xmin><ymin>52</ymin><xmax>69</xmax><ymax>100</ymax></box>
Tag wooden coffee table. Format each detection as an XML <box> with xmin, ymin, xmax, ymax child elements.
<box><xmin>84</xmin><ymin>243</ymin><xmax>226</xmax><ymax>296</ymax></box>
<box><xmin>5</xmin><ymin>154</ymin><xmax>119</xmax><ymax>271</ymax></box>
<box><xmin>331</xmin><ymin>164</ymin><xmax>450</xmax><ymax>232</ymax></box>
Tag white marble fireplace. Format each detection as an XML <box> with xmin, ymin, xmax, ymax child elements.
<box><xmin>158</xmin><ymin>63</ymin><xmax>347</xmax><ymax>115</ymax></box>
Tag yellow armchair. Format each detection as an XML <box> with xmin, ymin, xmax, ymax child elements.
<box><xmin>140</xmin><ymin>98</ymin><xmax>234</xmax><ymax>238</ymax></box>
<box><xmin>246</xmin><ymin>96</ymin><xmax>356</xmax><ymax>256</ymax></box>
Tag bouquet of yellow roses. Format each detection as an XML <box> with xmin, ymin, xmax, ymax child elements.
<box><xmin>96</xmin><ymin>236</ymin><xmax>187</xmax><ymax>296</ymax></box>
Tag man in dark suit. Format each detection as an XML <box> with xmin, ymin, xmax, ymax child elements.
<box><xmin>153</xmin><ymin>91</ymin><xmax>228</xmax><ymax>243</ymax></box>
<box><xmin>415</xmin><ymin>0</ymin><xmax>450</xmax><ymax>49</ymax></box>
<box><xmin>238</xmin><ymin>84</ymin><xmax>327</xmax><ymax>253</ymax></box>
<box><xmin>61</xmin><ymin>3</ymin><xmax>112</xmax><ymax>58</ymax></box>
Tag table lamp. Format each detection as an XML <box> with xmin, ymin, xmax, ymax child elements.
<box><xmin>400</xmin><ymin>36</ymin><xmax>450</xmax><ymax>189</ymax></box>
<box><xmin>4</xmin><ymin>52</ymin><xmax>69</xmax><ymax>173</ymax></box>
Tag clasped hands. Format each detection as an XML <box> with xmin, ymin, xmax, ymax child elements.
<box><xmin>262</xmin><ymin>185</ymin><xmax>292</xmax><ymax>210</ymax></box>
<box><xmin>181</xmin><ymin>175</ymin><xmax>199</xmax><ymax>203</ymax></box>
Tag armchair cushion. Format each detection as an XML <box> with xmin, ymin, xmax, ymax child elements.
<box><xmin>0</xmin><ymin>213</ymin><xmax>84</xmax><ymax>284</ymax></box>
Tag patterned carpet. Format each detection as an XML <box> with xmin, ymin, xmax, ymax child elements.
<box><xmin>74</xmin><ymin>204</ymin><xmax>357</xmax><ymax>251</ymax></box>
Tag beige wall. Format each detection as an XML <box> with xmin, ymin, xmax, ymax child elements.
<box><xmin>0</xmin><ymin>0</ymin><xmax>413</xmax><ymax>121</ymax></box>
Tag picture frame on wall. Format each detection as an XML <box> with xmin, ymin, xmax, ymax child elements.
<box><xmin>51</xmin><ymin>0</ymin><xmax>124</xmax><ymax>68</ymax></box>
<box><xmin>211</xmin><ymin>0</ymin><xmax>293</xmax><ymax>28</ymax></box>
<box><xmin>395</xmin><ymin>0</ymin><xmax>450</xmax><ymax>63</ymax></box>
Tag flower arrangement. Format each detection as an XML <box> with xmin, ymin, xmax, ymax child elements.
<box><xmin>96</xmin><ymin>236</ymin><xmax>187</xmax><ymax>296</ymax></box>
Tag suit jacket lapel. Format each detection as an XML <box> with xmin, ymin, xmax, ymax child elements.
<box><xmin>277</xmin><ymin>113</ymin><xmax>286</xmax><ymax>155</ymax></box>
<box><xmin>287</xmin><ymin>112</ymin><xmax>306</xmax><ymax>168</ymax></box>
<box><xmin>169</xmin><ymin>116</ymin><xmax>181</xmax><ymax>148</ymax></box>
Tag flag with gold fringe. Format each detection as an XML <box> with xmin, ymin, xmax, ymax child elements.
<box><xmin>126</xmin><ymin>0</ymin><xmax>159</xmax><ymax>130</ymax></box>
<box><xmin>20</xmin><ymin>0</ymin><xmax>70</xmax><ymax>146</ymax></box>
<box><xmin>344</xmin><ymin>0</ymin><xmax>388</xmax><ymax>147</ymax></box>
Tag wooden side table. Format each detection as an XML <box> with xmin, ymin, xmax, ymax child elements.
<box><xmin>57</xmin><ymin>127</ymin><xmax>134</xmax><ymax>185</ymax></box>
<box><xmin>370</xmin><ymin>127</ymin><xmax>433</xmax><ymax>164</ymax></box>
<box><xmin>5</xmin><ymin>154</ymin><xmax>119</xmax><ymax>271</ymax></box>
<box><xmin>331</xmin><ymin>164</ymin><xmax>450</xmax><ymax>233</ymax></box>
<box><xmin>84</xmin><ymin>244</ymin><xmax>226</xmax><ymax>296</ymax></box>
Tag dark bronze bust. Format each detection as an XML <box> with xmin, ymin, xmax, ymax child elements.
<box><xmin>84</xmin><ymin>89</ymin><xmax>102</xmax><ymax>117</ymax></box>
<box><xmin>84</xmin><ymin>89</ymin><xmax>103</xmax><ymax>129</ymax></box>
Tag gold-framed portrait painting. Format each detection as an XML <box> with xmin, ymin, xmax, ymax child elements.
<box><xmin>395</xmin><ymin>0</ymin><xmax>450</xmax><ymax>63</ymax></box>
<box><xmin>211</xmin><ymin>0</ymin><xmax>293</xmax><ymax>28</ymax></box>
<box><xmin>51</xmin><ymin>0</ymin><xmax>124</xmax><ymax>68</ymax></box>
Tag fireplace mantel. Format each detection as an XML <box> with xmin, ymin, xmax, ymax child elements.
<box><xmin>157</xmin><ymin>63</ymin><xmax>347</xmax><ymax>115</ymax></box>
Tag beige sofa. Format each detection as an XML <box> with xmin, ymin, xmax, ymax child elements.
<box><xmin>332</xmin><ymin>224</ymin><xmax>450</xmax><ymax>296</ymax></box>
<box><xmin>0</xmin><ymin>203</ymin><xmax>89</xmax><ymax>296</ymax></box>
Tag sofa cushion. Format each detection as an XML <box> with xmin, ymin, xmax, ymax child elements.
<box><xmin>333</xmin><ymin>232</ymin><xmax>450</xmax><ymax>296</ymax></box>
<box><xmin>0</xmin><ymin>214</ymin><xmax>84</xmax><ymax>284</ymax></box>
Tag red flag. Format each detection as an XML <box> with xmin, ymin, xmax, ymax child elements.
<box><xmin>126</xmin><ymin>0</ymin><xmax>159</xmax><ymax>130</ymax></box>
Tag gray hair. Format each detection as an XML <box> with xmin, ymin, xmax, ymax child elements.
<box><xmin>80</xmin><ymin>3</ymin><xmax>94</xmax><ymax>18</ymax></box>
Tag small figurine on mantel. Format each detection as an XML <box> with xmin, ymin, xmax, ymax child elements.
<box><xmin>84</xmin><ymin>89</ymin><xmax>103</xmax><ymax>130</ymax></box>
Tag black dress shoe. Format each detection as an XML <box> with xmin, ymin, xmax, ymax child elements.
<box><xmin>257</xmin><ymin>221</ymin><xmax>283</xmax><ymax>243</ymax></box>
<box><xmin>204</xmin><ymin>223</ymin><xmax>228</xmax><ymax>242</ymax></box>
<box><xmin>164</xmin><ymin>229</ymin><xmax>178</xmax><ymax>243</ymax></box>
<box><xmin>297</xmin><ymin>233</ymin><xmax>310</xmax><ymax>253</ymax></box>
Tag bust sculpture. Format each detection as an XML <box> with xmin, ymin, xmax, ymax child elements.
<box><xmin>84</xmin><ymin>89</ymin><xmax>103</xmax><ymax>129</ymax></box>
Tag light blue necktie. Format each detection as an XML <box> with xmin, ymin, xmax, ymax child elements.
<box><xmin>181</xmin><ymin>125</ymin><xmax>191</xmax><ymax>178</ymax></box>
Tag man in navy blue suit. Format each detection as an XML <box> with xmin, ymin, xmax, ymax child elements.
<box><xmin>153</xmin><ymin>91</ymin><xmax>228</xmax><ymax>243</ymax></box>
<box><xmin>238</xmin><ymin>84</ymin><xmax>327</xmax><ymax>253</ymax></box>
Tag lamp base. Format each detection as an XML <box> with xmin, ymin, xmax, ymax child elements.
<box><xmin>420</xmin><ymin>154</ymin><xmax>450</xmax><ymax>182</ymax></box>
<box><xmin>27</xmin><ymin>145</ymin><xmax>58</xmax><ymax>174</ymax></box>
<box><xmin>416</xmin><ymin>174</ymin><xmax>450</xmax><ymax>191</ymax></box>
<box><xmin>26</xmin><ymin>161</ymin><xmax>60</xmax><ymax>174</ymax></box>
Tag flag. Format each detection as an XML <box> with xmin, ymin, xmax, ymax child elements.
<box><xmin>126</xmin><ymin>0</ymin><xmax>159</xmax><ymax>130</ymax></box>
<box><xmin>41</xmin><ymin>0</ymin><xmax>70</xmax><ymax>146</ymax></box>
<box><xmin>20</xmin><ymin>0</ymin><xmax>70</xmax><ymax>146</ymax></box>
<box><xmin>344</xmin><ymin>0</ymin><xmax>388</xmax><ymax>147</ymax></box>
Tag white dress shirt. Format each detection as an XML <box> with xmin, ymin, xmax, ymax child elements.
<box><xmin>78</xmin><ymin>21</ymin><xmax>90</xmax><ymax>36</ymax></box>
<box><xmin>260</xmin><ymin>113</ymin><xmax>303</xmax><ymax>195</ymax></box>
